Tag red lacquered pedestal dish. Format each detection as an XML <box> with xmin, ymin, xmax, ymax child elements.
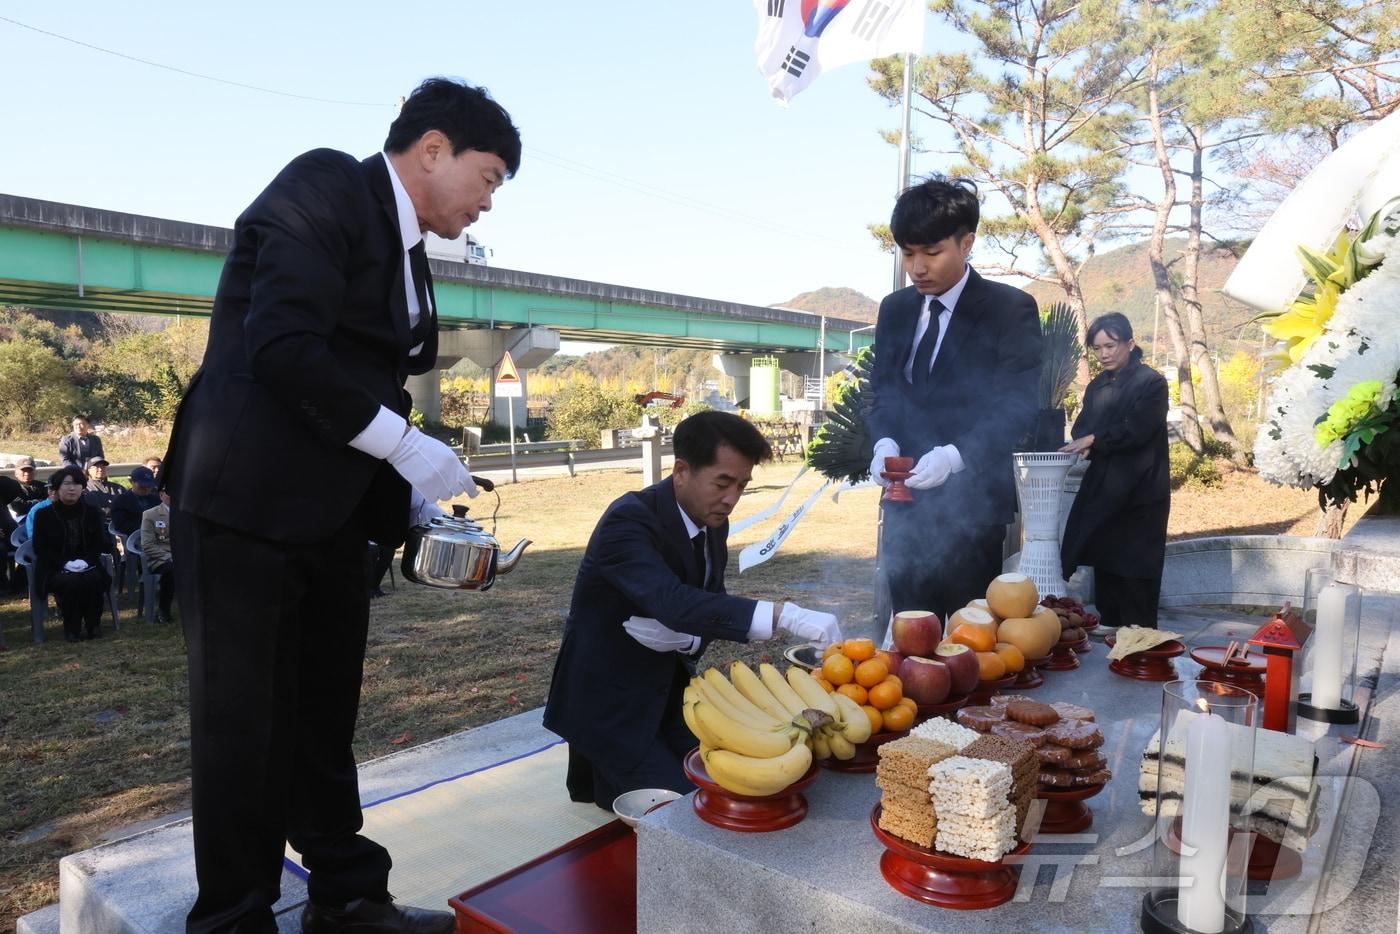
<box><xmin>967</xmin><ymin>673</ymin><xmax>1019</xmax><ymax>706</ymax></box>
<box><xmin>450</xmin><ymin>819</ymin><xmax>636</xmax><ymax>933</ymax></box>
<box><xmin>1071</xmin><ymin>630</ymin><xmax>1095</xmax><ymax>654</ymax></box>
<box><xmin>683</xmin><ymin>748</ymin><xmax>818</xmax><ymax>832</ymax></box>
<box><xmin>1189</xmin><ymin>646</ymin><xmax>1267</xmax><ymax>699</ymax></box>
<box><xmin>821</xmin><ymin>729</ymin><xmax>908</xmax><ymax>774</ymax></box>
<box><xmin>1014</xmin><ymin>658</ymin><xmax>1047</xmax><ymax>689</ymax></box>
<box><xmin>881</xmin><ymin>456</ymin><xmax>916</xmax><ymax>504</ymax></box>
<box><xmin>1031</xmin><ymin>782</ymin><xmax>1104</xmax><ymax>835</ymax></box>
<box><xmin>1043</xmin><ymin>638</ymin><xmax>1083</xmax><ymax>671</ymax></box>
<box><xmin>870</xmin><ymin>804</ymin><xmax>1031</xmax><ymax>909</ymax></box>
<box><xmin>1105</xmin><ymin>632</ymin><xmax>1185</xmax><ymax>681</ymax></box>
<box><xmin>1164</xmin><ymin>816</ymin><xmax>1304</xmax><ymax>883</ymax></box>
<box><xmin>915</xmin><ymin>692</ymin><xmax>969</xmax><ymax>725</ymax></box>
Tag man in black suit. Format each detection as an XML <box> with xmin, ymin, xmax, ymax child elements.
<box><xmin>162</xmin><ymin>78</ymin><xmax>520</xmax><ymax>934</ymax></box>
<box><xmin>543</xmin><ymin>412</ymin><xmax>842</xmax><ymax>810</ymax></box>
<box><xmin>867</xmin><ymin>176</ymin><xmax>1042</xmax><ymax>626</ymax></box>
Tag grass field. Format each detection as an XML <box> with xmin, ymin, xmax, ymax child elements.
<box><xmin>0</xmin><ymin>457</ymin><xmax>1349</xmax><ymax>928</ymax></box>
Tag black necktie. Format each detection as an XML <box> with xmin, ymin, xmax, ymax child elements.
<box><xmin>691</xmin><ymin>530</ymin><xmax>708</xmax><ymax>589</ymax></box>
<box><xmin>911</xmin><ymin>297</ymin><xmax>946</xmax><ymax>387</ymax></box>
<box><xmin>407</xmin><ymin>241</ymin><xmax>433</xmax><ymax>348</ymax></box>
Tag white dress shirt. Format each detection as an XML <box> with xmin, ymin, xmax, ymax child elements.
<box><xmin>677</xmin><ymin>503</ymin><xmax>774</xmax><ymax>644</ymax></box>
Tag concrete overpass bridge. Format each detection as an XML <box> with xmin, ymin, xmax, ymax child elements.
<box><xmin>0</xmin><ymin>194</ymin><xmax>871</xmax><ymax>421</ymax></box>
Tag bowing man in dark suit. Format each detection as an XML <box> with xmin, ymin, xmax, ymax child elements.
<box><xmin>867</xmin><ymin>176</ymin><xmax>1043</xmax><ymax>626</ymax></box>
<box><xmin>543</xmin><ymin>412</ymin><xmax>843</xmax><ymax>810</ymax></box>
<box><xmin>161</xmin><ymin>79</ymin><xmax>520</xmax><ymax>934</ymax></box>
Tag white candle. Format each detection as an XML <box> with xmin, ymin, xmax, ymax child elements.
<box><xmin>1178</xmin><ymin>706</ymin><xmax>1230</xmax><ymax>933</ymax></box>
<box><xmin>1312</xmin><ymin>583</ymin><xmax>1347</xmax><ymax>709</ymax></box>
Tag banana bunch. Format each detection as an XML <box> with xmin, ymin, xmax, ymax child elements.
<box><xmin>682</xmin><ymin>662</ymin><xmax>874</xmax><ymax>797</ymax></box>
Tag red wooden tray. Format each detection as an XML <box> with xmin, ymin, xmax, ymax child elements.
<box><xmin>821</xmin><ymin>729</ymin><xmax>908</xmax><ymax>773</ymax></box>
<box><xmin>1031</xmin><ymin>782</ymin><xmax>1104</xmax><ymax>835</ymax></box>
<box><xmin>870</xmin><ymin>804</ymin><xmax>1031</xmax><ymax>909</ymax></box>
<box><xmin>1105</xmin><ymin>632</ymin><xmax>1185</xmax><ymax>681</ymax></box>
<box><xmin>684</xmin><ymin>747</ymin><xmax>818</xmax><ymax>831</ymax></box>
<box><xmin>450</xmin><ymin>818</ymin><xmax>636</xmax><ymax>934</ymax></box>
<box><xmin>966</xmin><ymin>672</ymin><xmax>1019</xmax><ymax>706</ymax></box>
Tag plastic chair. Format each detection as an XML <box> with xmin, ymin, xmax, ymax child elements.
<box><xmin>13</xmin><ymin>540</ymin><xmax>119</xmax><ymax>642</ymax></box>
<box><xmin>113</xmin><ymin>528</ymin><xmax>139</xmax><ymax>595</ymax></box>
<box><xmin>126</xmin><ymin>530</ymin><xmax>162</xmax><ymax>624</ymax></box>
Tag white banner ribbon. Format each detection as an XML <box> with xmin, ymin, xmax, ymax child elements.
<box><xmin>738</xmin><ymin>479</ymin><xmax>832</xmax><ymax>573</ymax></box>
<box><xmin>829</xmin><ymin>478</ymin><xmax>876</xmax><ymax>503</ymax></box>
<box><xmin>728</xmin><ymin>464</ymin><xmax>810</xmax><ymax>535</ymax></box>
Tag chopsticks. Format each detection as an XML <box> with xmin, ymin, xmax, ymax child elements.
<box><xmin>1221</xmin><ymin>640</ymin><xmax>1240</xmax><ymax>665</ymax></box>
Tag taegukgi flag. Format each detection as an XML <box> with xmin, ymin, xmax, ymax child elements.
<box><xmin>753</xmin><ymin>0</ymin><xmax>926</xmax><ymax>104</ymax></box>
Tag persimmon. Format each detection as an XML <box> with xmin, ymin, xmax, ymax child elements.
<box><xmin>993</xmin><ymin>642</ymin><xmax>1026</xmax><ymax>674</ymax></box>
<box><xmin>950</xmin><ymin>623</ymin><xmax>997</xmax><ymax>653</ymax></box>
<box><xmin>975</xmin><ymin>651</ymin><xmax>1008</xmax><ymax>682</ymax></box>
<box><xmin>861</xmin><ymin>704</ymin><xmax>884</xmax><ymax>736</ymax></box>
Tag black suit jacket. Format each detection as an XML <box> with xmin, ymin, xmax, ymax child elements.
<box><xmin>868</xmin><ymin>269</ymin><xmax>1042</xmax><ymax>527</ymax></box>
<box><xmin>543</xmin><ymin>477</ymin><xmax>758</xmax><ymax>771</ymax></box>
<box><xmin>163</xmin><ymin>150</ymin><xmax>437</xmax><ymax>547</ymax></box>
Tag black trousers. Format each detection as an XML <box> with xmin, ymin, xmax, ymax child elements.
<box><xmin>172</xmin><ymin>509</ymin><xmax>390</xmax><ymax>934</ymax></box>
<box><xmin>1093</xmin><ymin>569</ymin><xmax>1161</xmax><ymax>629</ymax></box>
<box><xmin>151</xmin><ymin>560</ymin><xmax>176</xmax><ymax>615</ymax></box>
<box><xmin>47</xmin><ymin>569</ymin><xmax>104</xmax><ymax>638</ymax></box>
<box><xmin>884</xmin><ymin>514</ymin><xmax>1006</xmax><ymax>622</ymax></box>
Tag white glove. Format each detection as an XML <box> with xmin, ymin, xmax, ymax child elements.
<box><xmin>622</xmin><ymin>616</ymin><xmax>700</xmax><ymax>654</ymax></box>
<box><xmin>777</xmin><ymin>603</ymin><xmax>843</xmax><ymax>648</ymax></box>
<box><xmin>64</xmin><ymin>559</ymin><xmax>90</xmax><ymax>572</ymax></box>
<box><xmin>409</xmin><ymin>488</ymin><xmax>448</xmax><ymax>528</ymax></box>
<box><xmin>905</xmin><ymin>445</ymin><xmax>958</xmax><ymax>490</ymax></box>
<box><xmin>387</xmin><ymin>427</ymin><xmax>478</xmax><ymax>503</ymax></box>
<box><xmin>868</xmin><ymin>438</ymin><xmax>900</xmax><ymax>487</ymax></box>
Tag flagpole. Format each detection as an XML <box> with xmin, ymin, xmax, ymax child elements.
<box><xmin>891</xmin><ymin>51</ymin><xmax>914</xmax><ymax>293</ymax></box>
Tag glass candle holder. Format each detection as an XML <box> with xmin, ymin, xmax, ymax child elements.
<box><xmin>1301</xmin><ymin>566</ymin><xmax>1333</xmax><ymax>633</ymax></box>
<box><xmin>1142</xmin><ymin>680</ymin><xmax>1257</xmax><ymax>934</ymax></box>
<box><xmin>1297</xmin><ymin>579</ymin><xmax>1361</xmax><ymax>724</ymax></box>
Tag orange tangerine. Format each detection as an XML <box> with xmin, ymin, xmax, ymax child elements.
<box><xmin>836</xmin><ymin>683</ymin><xmax>868</xmax><ymax>706</ymax></box>
<box><xmin>993</xmin><ymin>642</ymin><xmax>1026</xmax><ymax>674</ymax></box>
<box><xmin>811</xmin><ymin>675</ymin><xmax>835</xmax><ymax>693</ymax></box>
<box><xmin>821</xmin><ymin>653</ymin><xmax>855</xmax><ymax>686</ymax></box>
<box><xmin>975</xmin><ymin>651</ymin><xmax>1008</xmax><ymax>682</ymax></box>
<box><xmin>950</xmin><ymin>623</ymin><xmax>998</xmax><ymax>653</ymax></box>
<box><xmin>854</xmin><ymin>658</ymin><xmax>889</xmax><ymax>689</ymax></box>
<box><xmin>822</xmin><ymin>641</ymin><xmax>845</xmax><ymax>660</ymax></box>
<box><xmin>843</xmin><ymin>638</ymin><xmax>877</xmax><ymax>662</ymax></box>
<box><xmin>867</xmin><ymin>680</ymin><xmax>902</xmax><ymax>711</ymax></box>
<box><xmin>882</xmin><ymin>704</ymin><xmax>915</xmax><ymax>732</ymax></box>
<box><xmin>882</xmin><ymin>673</ymin><xmax>903</xmax><ymax>691</ymax></box>
<box><xmin>861</xmin><ymin>704</ymin><xmax>884</xmax><ymax>736</ymax></box>
<box><xmin>897</xmin><ymin>696</ymin><xmax>918</xmax><ymax>713</ymax></box>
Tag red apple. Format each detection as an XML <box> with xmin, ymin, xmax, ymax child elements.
<box><xmin>891</xmin><ymin>610</ymin><xmax>942</xmax><ymax>658</ymax></box>
<box><xmin>875</xmin><ymin>648</ymin><xmax>905</xmax><ymax>674</ymax></box>
<box><xmin>898</xmin><ymin>656</ymin><xmax>952</xmax><ymax>705</ymax></box>
<box><xmin>934</xmin><ymin>642</ymin><xmax>980</xmax><ymax>696</ymax></box>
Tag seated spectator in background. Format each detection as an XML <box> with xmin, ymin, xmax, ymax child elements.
<box><xmin>12</xmin><ymin>458</ymin><xmax>48</xmax><ymax>518</ymax></box>
<box><xmin>32</xmin><ymin>466</ymin><xmax>112</xmax><ymax>642</ymax></box>
<box><xmin>84</xmin><ymin>457</ymin><xmax>126</xmax><ymax>518</ymax></box>
<box><xmin>111</xmin><ymin>466</ymin><xmax>160</xmax><ymax>537</ymax></box>
<box><xmin>0</xmin><ymin>468</ymin><xmax>21</xmax><ymax>591</ymax></box>
<box><xmin>144</xmin><ymin>456</ymin><xmax>163</xmax><ymax>481</ymax></box>
<box><xmin>141</xmin><ymin>491</ymin><xmax>176</xmax><ymax>624</ymax></box>
<box><xmin>58</xmin><ymin>417</ymin><xmax>105</xmax><ymax>469</ymax></box>
<box><xmin>25</xmin><ymin>488</ymin><xmax>57</xmax><ymax>540</ymax></box>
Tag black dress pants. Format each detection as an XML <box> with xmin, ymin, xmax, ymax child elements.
<box><xmin>172</xmin><ymin>509</ymin><xmax>391</xmax><ymax>934</ymax></box>
<box><xmin>884</xmin><ymin>512</ymin><xmax>1006</xmax><ymax>622</ymax></box>
<box><xmin>1093</xmin><ymin>569</ymin><xmax>1161</xmax><ymax>629</ymax></box>
<box><xmin>151</xmin><ymin>560</ymin><xmax>176</xmax><ymax>615</ymax></box>
<box><xmin>47</xmin><ymin>569</ymin><xmax>104</xmax><ymax>639</ymax></box>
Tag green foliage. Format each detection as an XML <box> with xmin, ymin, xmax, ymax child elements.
<box><xmin>1039</xmin><ymin>303</ymin><xmax>1083</xmax><ymax>410</ymax></box>
<box><xmin>0</xmin><ymin>338</ymin><xmax>84</xmax><ymax>433</ymax></box>
<box><xmin>409</xmin><ymin>408</ymin><xmax>426</xmax><ymax>429</ymax></box>
<box><xmin>1169</xmin><ymin>442</ymin><xmax>1222</xmax><ymax>489</ymax></box>
<box><xmin>545</xmin><ymin>382</ymin><xmax>642</xmax><ymax>448</ymax></box>
<box><xmin>807</xmin><ymin>345</ymin><xmax>876</xmax><ymax>483</ymax></box>
<box><xmin>651</xmin><ymin>399</ymin><xmax>712</xmax><ymax>428</ymax></box>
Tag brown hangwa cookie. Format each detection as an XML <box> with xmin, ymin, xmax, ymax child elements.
<box><xmin>1042</xmin><ymin>720</ymin><xmax>1104</xmax><ymax>750</ymax></box>
<box><xmin>1004</xmin><ymin>700</ymin><xmax>1061</xmax><ymax>727</ymax></box>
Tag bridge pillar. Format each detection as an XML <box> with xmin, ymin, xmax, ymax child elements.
<box><xmin>771</xmin><ymin>351</ymin><xmax>849</xmax><ymax>380</ymax></box>
<box><xmin>452</xmin><ymin>327</ymin><xmax>560</xmax><ymax>429</ymax></box>
<box><xmin>714</xmin><ymin>354</ymin><xmax>753</xmax><ymax>408</ymax></box>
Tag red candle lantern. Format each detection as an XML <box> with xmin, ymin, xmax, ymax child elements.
<box><xmin>1246</xmin><ymin>605</ymin><xmax>1308</xmax><ymax>734</ymax></box>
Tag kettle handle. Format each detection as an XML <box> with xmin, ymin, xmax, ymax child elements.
<box><xmin>472</xmin><ymin>475</ymin><xmax>495</xmax><ymax>492</ymax></box>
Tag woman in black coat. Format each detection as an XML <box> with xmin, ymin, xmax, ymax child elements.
<box><xmin>32</xmin><ymin>466</ymin><xmax>111</xmax><ymax>642</ymax></box>
<box><xmin>1059</xmin><ymin>313</ymin><xmax>1170</xmax><ymax>628</ymax></box>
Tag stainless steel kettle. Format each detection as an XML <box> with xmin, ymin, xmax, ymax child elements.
<box><xmin>401</xmin><ymin>503</ymin><xmax>530</xmax><ymax>591</ymax></box>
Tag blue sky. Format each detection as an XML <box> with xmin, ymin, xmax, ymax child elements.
<box><xmin>0</xmin><ymin>1</ymin><xmax>929</xmax><ymax>314</ymax></box>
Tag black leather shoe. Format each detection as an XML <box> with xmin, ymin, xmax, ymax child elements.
<box><xmin>300</xmin><ymin>897</ymin><xmax>454</xmax><ymax>933</ymax></box>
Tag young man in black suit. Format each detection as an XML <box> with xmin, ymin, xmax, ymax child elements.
<box><xmin>867</xmin><ymin>176</ymin><xmax>1042</xmax><ymax>628</ymax></box>
<box><xmin>543</xmin><ymin>412</ymin><xmax>843</xmax><ymax>810</ymax></box>
<box><xmin>162</xmin><ymin>78</ymin><xmax>520</xmax><ymax>934</ymax></box>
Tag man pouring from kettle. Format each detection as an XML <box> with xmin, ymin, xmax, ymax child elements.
<box><xmin>543</xmin><ymin>411</ymin><xmax>844</xmax><ymax>810</ymax></box>
<box><xmin>161</xmin><ymin>80</ymin><xmax>521</xmax><ymax>933</ymax></box>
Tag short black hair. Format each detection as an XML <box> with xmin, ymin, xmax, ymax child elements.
<box><xmin>49</xmin><ymin>465</ymin><xmax>85</xmax><ymax>490</ymax></box>
<box><xmin>890</xmin><ymin>175</ymin><xmax>980</xmax><ymax>248</ymax></box>
<box><xmin>673</xmin><ymin>412</ymin><xmax>772</xmax><ymax>469</ymax></box>
<box><xmin>384</xmin><ymin>77</ymin><xmax>521</xmax><ymax>178</ymax></box>
<box><xmin>1087</xmin><ymin>312</ymin><xmax>1145</xmax><ymax>362</ymax></box>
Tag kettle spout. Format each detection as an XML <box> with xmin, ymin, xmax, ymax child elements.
<box><xmin>496</xmin><ymin>539</ymin><xmax>532</xmax><ymax>575</ymax></box>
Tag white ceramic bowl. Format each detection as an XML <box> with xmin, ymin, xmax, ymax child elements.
<box><xmin>612</xmin><ymin>788</ymin><xmax>682</xmax><ymax>829</ymax></box>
